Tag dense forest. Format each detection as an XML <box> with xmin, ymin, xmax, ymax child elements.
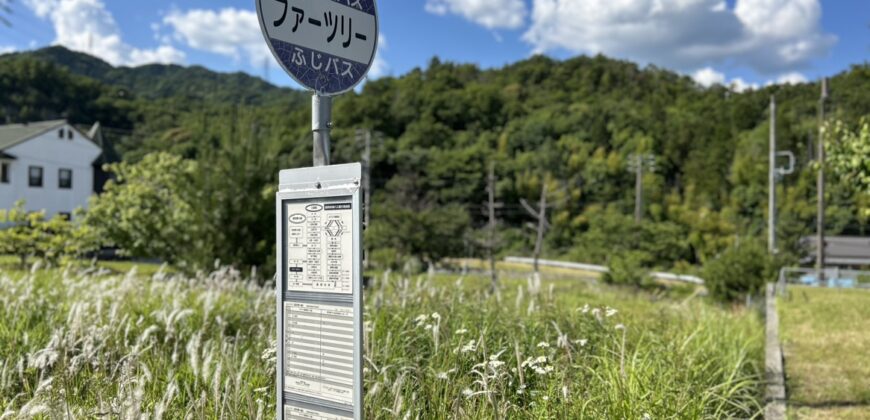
<box><xmin>1</xmin><ymin>46</ymin><xmax>868</xmax><ymax>275</ymax></box>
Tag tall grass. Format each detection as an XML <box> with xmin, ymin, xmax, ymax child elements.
<box><xmin>0</xmin><ymin>265</ymin><xmax>763</xmax><ymax>418</ymax></box>
<box><xmin>0</xmin><ymin>265</ymin><xmax>274</xmax><ymax>418</ymax></box>
<box><xmin>364</xmin><ymin>273</ymin><xmax>764</xmax><ymax>418</ymax></box>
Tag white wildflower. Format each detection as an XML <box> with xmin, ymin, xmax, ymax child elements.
<box><xmin>536</xmin><ymin>341</ymin><xmax>550</xmax><ymax>348</ymax></box>
<box><xmin>615</xmin><ymin>324</ymin><xmax>626</xmax><ymax>330</ymax></box>
<box><xmin>460</xmin><ymin>340</ymin><xmax>476</xmax><ymax>353</ymax></box>
<box><xmin>431</xmin><ymin>312</ymin><xmax>441</xmax><ymax>321</ymax></box>
<box><xmin>455</xmin><ymin>328</ymin><xmax>468</xmax><ymax>335</ymax></box>
<box><xmin>605</xmin><ymin>307</ymin><xmax>618</xmax><ymax>317</ymax></box>
<box><xmin>489</xmin><ymin>360</ymin><xmax>505</xmax><ymax>369</ymax></box>
<box><xmin>462</xmin><ymin>388</ymin><xmax>474</xmax><ymax>397</ymax></box>
<box><xmin>574</xmin><ymin>339</ymin><xmax>588</xmax><ymax>347</ymax></box>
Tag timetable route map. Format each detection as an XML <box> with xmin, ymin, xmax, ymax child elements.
<box><xmin>284</xmin><ymin>302</ymin><xmax>355</xmax><ymax>407</ymax></box>
<box><xmin>285</xmin><ymin>199</ymin><xmax>353</xmax><ymax>295</ymax></box>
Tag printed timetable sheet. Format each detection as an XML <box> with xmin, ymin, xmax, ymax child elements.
<box><xmin>283</xmin><ymin>404</ymin><xmax>351</xmax><ymax>420</ymax></box>
<box><xmin>285</xmin><ymin>199</ymin><xmax>354</xmax><ymax>295</ymax></box>
<box><xmin>283</xmin><ymin>302</ymin><xmax>354</xmax><ymax>406</ymax></box>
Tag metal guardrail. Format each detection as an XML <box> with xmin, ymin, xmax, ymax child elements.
<box><xmin>504</xmin><ymin>256</ymin><xmax>609</xmax><ymax>273</ymax></box>
<box><xmin>504</xmin><ymin>257</ymin><xmax>705</xmax><ymax>285</ymax></box>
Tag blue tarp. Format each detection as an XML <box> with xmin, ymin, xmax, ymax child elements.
<box><xmin>798</xmin><ymin>275</ymin><xmax>856</xmax><ymax>288</ymax></box>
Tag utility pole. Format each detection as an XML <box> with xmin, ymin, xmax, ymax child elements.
<box><xmin>360</xmin><ymin>129</ymin><xmax>372</xmax><ymax>269</ymax></box>
<box><xmin>521</xmin><ymin>182</ymin><xmax>549</xmax><ymax>274</ymax></box>
<box><xmin>769</xmin><ymin>95</ymin><xmax>777</xmax><ymax>254</ymax></box>
<box><xmin>485</xmin><ymin>162</ymin><xmax>502</xmax><ymax>290</ymax></box>
<box><xmin>817</xmin><ymin>79</ymin><xmax>828</xmax><ymax>284</ymax></box>
<box><xmin>628</xmin><ymin>153</ymin><xmax>655</xmax><ymax>223</ymax></box>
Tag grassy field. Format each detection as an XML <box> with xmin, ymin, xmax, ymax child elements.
<box><xmin>779</xmin><ymin>286</ymin><xmax>870</xmax><ymax>419</ymax></box>
<box><xmin>0</xmin><ymin>264</ymin><xmax>764</xmax><ymax>418</ymax></box>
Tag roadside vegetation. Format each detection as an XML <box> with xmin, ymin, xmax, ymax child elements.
<box><xmin>0</xmin><ymin>264</ymin><xmax>763</xmax><ymax>418</ymax></box>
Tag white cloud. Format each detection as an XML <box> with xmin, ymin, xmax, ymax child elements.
<box><xmin>775</xmin><ymin>71</ymin><xmax>808</xmax><ymax>85</ymax></box>
<box><xmin>0</xmin><ymin>45</ymin><xmax>16</xmax><ymax>55</ymax></box>
<box><xmin>23</xmin><ymin>0</ymin><xmax>184</xmax><ymax>66</ymax></box>
<box><xmin>163</xmin><ymin>8</ymin><xmax>272</xmax><ymax>68</ymax></box>
<box><xmin>691</xmin><ymin>66</ymin><xmax>759</xmax><ymax>92</ymax></box>
<box><xmin>368</xmin><ymin>34</ymin><xmax>389</xmax><ymax>79</ymax></box>
<box><xmin>425</xmin><ymin>0</ymin><xmax>527</xmax><ymax>30</ymax></box>
<box><xmin>523</xmin><ymin>0</ymin><xmax>836</xmax><ymax>75</ymax></box>
<box><xmin>692</xmin><ymin>67</ymin><xmax>726</xmax><ymax>87</ymax></box>
<box><xmin>730</xmin><ymin>77</ymin><xmax>759</xmax><ymax>92</ymax></box>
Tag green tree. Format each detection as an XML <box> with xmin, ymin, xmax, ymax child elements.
<box><xmin>826</xmin><ymin>118</ymin><xmax>870</xmax><ymax>216</ymax></box>
<box><xmin>367</xmin><ymin>199</ymin><xmax>470</xmax><ymax>268</ymax></box>
<box><xmin>85</xmin><ymin>152</ymin><xmax>201</xmax><ymax>266</ymax></box>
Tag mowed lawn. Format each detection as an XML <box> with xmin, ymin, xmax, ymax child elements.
<box><xmin>779</xmin><ymin>286</ymin><xmax>870</xmax><ymax>419</ymax></box>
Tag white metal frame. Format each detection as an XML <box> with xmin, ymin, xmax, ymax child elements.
<box><xmin>276</xmin><ymin>163</ymin><xmax>363</xmax><ymax>420</ymax></box>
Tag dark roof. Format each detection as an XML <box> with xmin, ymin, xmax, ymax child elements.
<box><xmin>0</xmin><ymin>151</ymin><xmax>16</xmax><ymax>160</ymax></box>
<box><xmin>0</xmin><ymin>120</ymin><xmax>68</xmax><ymax>150</ymax></box>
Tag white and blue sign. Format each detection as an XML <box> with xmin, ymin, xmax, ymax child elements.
<box><xmin>257</xmin><ymin>0</ymin><xmax>379</xmax><ymax>96</ymax></box>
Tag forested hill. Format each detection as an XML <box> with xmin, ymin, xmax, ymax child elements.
<box><xmin>1</xmin><ymin>46</ymin><xmax>308</xmax><ymax>106</ymax></box>
<box><xmin>0</xmin><ymin>46</ymin><xmax>868</xmax><ymax>272</ymax></box>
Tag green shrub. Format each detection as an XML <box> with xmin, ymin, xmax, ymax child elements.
<box><xmin>369</xmin><ymin>247</ymin><xmax>403</xmax><ymax>271</ymax></box>
<box><xmin>604</xmin><ymin>251</ymin><xmax>650</xmax><ymax>287</ymax></box>
<box><xmin>702</xmin><ymin>240</ymin><xmax>772</xmax><ymax>302</ymax></box>
<box><xmin>0</xmin><ymin>200</ymin><xmax>99</xmax><ymax>267</ymax></box>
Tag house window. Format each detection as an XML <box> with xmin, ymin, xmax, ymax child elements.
<box><xmin>28</xmin><ymin>166</ymin><xmax>43</xmax><ymax>187</ymax></box>
<box><xmin>58</xmin><ymin>129</ymin><xmax>64</xmax><ymax>138</ymax></box>
<box><xmin>0</xmin><ymin>162</ymin><xmax>8</xmax><ymax>184</ymax></box>
<box><xmin>67</xmin><ymin>129</ymin><xmax>73</xmax><ymax>140</ymax></box>
<box><xmin>59</xmin><ymin>168</ymin><xmax>73</xmax><ymax>189</ymax></box>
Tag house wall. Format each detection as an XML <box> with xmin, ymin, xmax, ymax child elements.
<box><xmin>0</xmin><ymin>124</ymin><xmax>102</xmax><ymax>219</ymax></box>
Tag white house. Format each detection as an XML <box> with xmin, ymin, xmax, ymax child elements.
<box><xmin>0</xmin><ymin>120</ymin><xmax>103</xmax><ymax>219</ymax></box>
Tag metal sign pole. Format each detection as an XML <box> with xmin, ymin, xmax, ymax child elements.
<box><xmin>257</xmin><ymin>1</ymin><xmax>378</xmax><ymax>418</ymax></box>
<box><xmin>817</xmin><ymin>78</ymin><xmax>828</xmax><ymax>285</ymax></box>
<box><xmin>313</xmin><ymin>95</ymin><xmax>332</xmax><ymax>167</ymax></box>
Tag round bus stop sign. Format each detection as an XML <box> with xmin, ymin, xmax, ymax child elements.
<box><xmin>257</xmin><ymin>0</ymin><xmax>379</xmax><ymax>96</ymax></box>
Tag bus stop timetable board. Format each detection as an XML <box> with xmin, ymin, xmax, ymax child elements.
<box><xmin>276</xmin><ymin>163</ymin><xmax>363</xmax><ymax>420</ymax></box>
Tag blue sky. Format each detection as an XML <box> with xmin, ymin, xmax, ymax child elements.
<box><xmin>0</xmin><ymin>0</ymin><xmax>867</xmax><ymax>91</ymax></box>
